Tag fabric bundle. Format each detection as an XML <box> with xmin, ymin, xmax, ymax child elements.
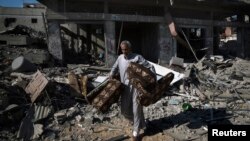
<box><xmin>137</xmin><ymin>72</ymin><xmax>174</xmax><ymax>106</ymax></box>
<box><xmin>127</xmin><ymin>62</ymin><xmax>174</xmax><ymax>106</ymax></box>
<box><xmin>127</xmin><ymin>62</ymin><xmax>156</xmax><ymax>88</ymax></box>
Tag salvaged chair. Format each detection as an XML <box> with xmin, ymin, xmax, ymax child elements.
<box><xmin>127</xmin><ymin>62</ymin><xmax>174</xmax><ymax>106</ymax></box>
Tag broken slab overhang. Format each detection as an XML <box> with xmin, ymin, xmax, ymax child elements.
<box><xmin>149</xmin><ymin>61</ymin><xmax>185</xmax><ymax>85</ymax></box>
<box><xmin>0</xmin><ymin>25</ymin><xmax>46</xmax><ymax>40</ymax></box>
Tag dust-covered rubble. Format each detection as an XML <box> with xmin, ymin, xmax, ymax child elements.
<box><xmin>0</xmin><ymin>53</ymin><xmax>250</xmax><ymax>141</ymax></box>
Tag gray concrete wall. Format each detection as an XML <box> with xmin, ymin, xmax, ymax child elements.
<box><xmin>105</xmin><ymin>21</ymin><xmax>116</xmax><ymax>67</ymax></box>
<box><xmin>48</xmin><ymin>21</ymin><xmax>63</xmax><ymax>62</ymax></box>
<box><xmin>0</xmin><ymin>7</ymin><xmax>46</xmax><ymax>32</ymax></box>
<box><xmin>61</xmin><ymin>23</ymin><xmax>80</xmax><ymax>53</ymax></box>
<box><xmin>158</xmin><ymin>23</ymin><xmax>175</xmax><ymax>65</ymax></box>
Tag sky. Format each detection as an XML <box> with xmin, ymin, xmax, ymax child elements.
<box><xmin>0</xmin><ymin>0</ymin><xmax>38</xmax><ymax>7</ymax></box>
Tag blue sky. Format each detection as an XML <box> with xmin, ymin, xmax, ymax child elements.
<box><xmin>0</xmin><ymin>0</ymin><xmax>38</xmax><ymax>7</ymax></box>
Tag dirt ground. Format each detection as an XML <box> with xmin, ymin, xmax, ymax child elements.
<box><xmin>55</xmin><ymin>116</ymin><xmax>177</xmax><ymax>141</ymax></box>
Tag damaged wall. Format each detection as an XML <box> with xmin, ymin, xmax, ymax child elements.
<box><xmin>38</xmin><ymin>0</ymin><xmax>250</xmax><ymax>64</ymax></box>
<box><xmin>60</xmin><ymin>23</ymin><xmax>105</xmax><ymax>64</ymax></box>
<box><xmin>47</xmin><ymin>22</ymin><xmax>63</xmax><ymax>62</ymax></box>
<box><xmin>104</xmin><ymin>21</ymin><xmax>116</xmax><ymax>67</ymax></box>
<box><xmin>61</xmin><ymin>23</ymin><xmax>81</xmax><ymax>54</ymax></box>
<box><xmin>0</xmin><ymin>7</ymin><xmax>46</xmax><ymax>32</ymax></box>
<box><xmin>158</xmin><ymin>23</ymin><xmax>175</xmax><ymax>65</ymax></box>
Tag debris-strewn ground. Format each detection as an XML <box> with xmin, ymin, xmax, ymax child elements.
<box><xmin>1</xmin><ymin>40</ymin><xmax>250</xmax><ymax>141</ymax></box>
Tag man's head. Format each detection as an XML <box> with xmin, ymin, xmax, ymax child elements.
<box><xmin>120</xmin><ymin>40</ymin><xmax>131</xmax><ymax>57</ymax></box>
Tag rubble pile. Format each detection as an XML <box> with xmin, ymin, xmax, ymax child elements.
<box><xmin>1</xmin><ymin>25</ymin><xmax>46</xmax><ymax>41</ymax></box>
<box><xmin>143</xmin><ymin>56</ymin><xmax>250</xmax><ymax>140</ymax></box>
<box><xmin>0</xmin><ymin>25</ymin><xmax>49</xmax><ymax>71</ymax></box>
<box><xmin>187</xmin><ymin>57</ymin><xmax>250</xmax><ymax>101</ymax></box>
<box><xmin>0</xmin><ymin>55</ymin><xmax>250</xmax><ymax>141</ymax></box>
<box><xmin>0</xmin><ymin>45</ymin><xmax>50</xmax><ymax>66</ymax></box>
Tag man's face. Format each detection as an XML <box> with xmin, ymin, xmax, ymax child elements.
<box><xmin>121</xmin><ymin>44</ymin><xmax>131</xmax><ymax>57</ymax></box>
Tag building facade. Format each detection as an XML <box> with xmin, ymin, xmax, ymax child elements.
<box><xmin>37</xmin><ymin>0</ymin><xmax>250</xmax><ymax>66</ymax></box>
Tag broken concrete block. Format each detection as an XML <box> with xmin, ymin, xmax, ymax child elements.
<box><xmin>210</xmin><ymin>55</ymin><xmax>224</xmax><ymax>62</ymax></box>
<box><xmin>32</xmin><ymin>124</ymin><xmax>44</xmax><ymax>140</ymax></box>
<box><xmin>83</xmin><ymin>114</ymin><xmax>94</xmax><ymax>126</ymax></box>
<box><xmin>168</xmin><ymin>98</ymin><xmax>182</xmax><ymax>105</ymax></box>
<box><xmin>11</xmin><ymin>56</ymin><xmax>37</xmax><ymax>72</ymax></box>
<box><xmin>54</xmin><ymin>111</ymin><xmax>67</xmax><ymax>124</ymax></box>
<box><xmin>149</xmin><ymin>61</ymin><xmax>185</xmax><ymax>85</ymax></box>
<box><xmin>54</xmin><ymin>106</ymin><xmax>80</xmax><ymax>124</ymax></box>
<box><xmin>184</xmin><ymin>64</ymin><xmax>193</xmax><ymax>78</ymax></box>
<box><xmin>170</xmin><ymin>57</ymin><xmax>184</xmax><ymax>67</ymax></box>
<box><xmin>179</xmin><ymin>84</ymin><xmax>185</xmax><ymax>93</ymax></box>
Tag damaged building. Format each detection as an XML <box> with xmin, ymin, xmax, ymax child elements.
<box><xmin>1</xmin><ymin>0</ymin><xmax>250</xmax><ymax>141</ymax></box>
<box><xmin>2</xmin><ymin>0</ymin><xmax>249</xmax><ymax>66</ymax></box>
<box><xmin>38</xmin><ymin>0</ymin><xmax>250</xmax><ymax>66</ymax></box>
<box><xmin>0</xmin><ymin>4</ymin><xmax>46</xmax><ymax>46</ymax></box>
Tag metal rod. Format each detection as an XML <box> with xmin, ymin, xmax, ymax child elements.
<box><xmin>181</xmin><ymin>29</ymin><xmax>199</xmax><ymax>62</ymax></box>
<box><xmin>117</xmin><ymin>21</ymin><xmax>123</xmax><ymax>55</ymax></box>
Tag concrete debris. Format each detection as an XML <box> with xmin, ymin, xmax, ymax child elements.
<box><xmin>1</xmin><ymin>45</ymin><xmax>250</xmax><ymax>141</ymax></box>
<box><xmin>149</xmin><ymin>61</ymin><xmax>185</xmax><ymax>85</ymax></box>
<box><xmin>168</xmin><ymin>98</ymin><xmax>183</xmax><ymax>105</ymax></box>
<box><xmin>11</xmin><ymin>56</ymin><xmax>37</xmax><ymax>72</ymax></box>
<box><xmin>0</xmin><ymin>25</ymin><xmax>46</xmax><ymax>48</ymax></box>
<box><xmin>1</xmin><ymin>25</ymin><xmax>46</xmax><ymax>40</ymax></box>
<box><xmin>54</xmin><ymin>105</ymin><xmax>80</xmax><ymax>124</ymax></box>
<box><xmin>32</xmin><ymin>124</ymin><xmax>44</xmax><ymax>140</ymax></box>
<box><xmin>1</xmin><ymin>45</ymin><xmax>50</xmax><ymax>65</ymax></box>
<box><xmin>170</xmin><ymin>56</ymin><xmax>184</xmax><ymax>67</ymax></box>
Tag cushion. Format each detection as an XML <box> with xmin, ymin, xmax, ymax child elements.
<box><xmin>91</xmin><ymin>79</ymin><xmax>122</xmax><ymax>112</ymax></box>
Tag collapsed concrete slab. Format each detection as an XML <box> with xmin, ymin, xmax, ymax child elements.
<box><xmin>149</xmin><ymin>61</ymin><xmax>185</xmax><ymax>85</ymax></box>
